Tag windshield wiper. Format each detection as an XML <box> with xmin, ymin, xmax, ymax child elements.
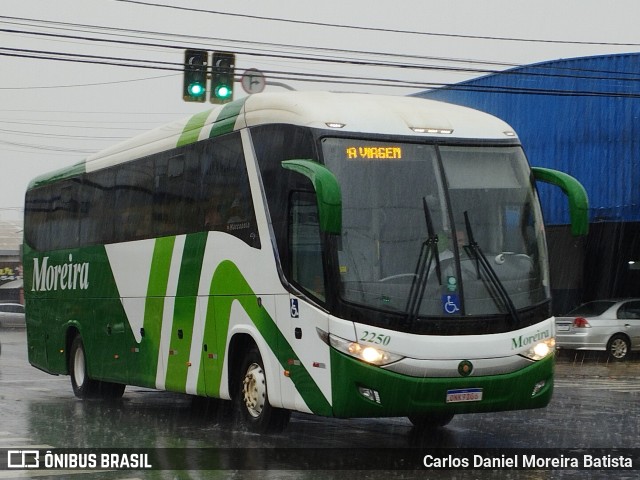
<box><xmin>405</xmin><ymin>197</ymin><xmax>442</xmax><ymax>324</ymax></box>
<box><xmin>462</xmin><ymin>211</ymin><xmax>519</xmax><ymax>324</ymax></box>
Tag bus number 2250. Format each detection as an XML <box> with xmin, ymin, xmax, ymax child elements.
<box><xmin>359</xmin><ymin>331</ymin><xmax>391</xmax><ymax>346</ymax></box>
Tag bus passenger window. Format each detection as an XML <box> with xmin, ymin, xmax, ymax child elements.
<box><xmin>200</xmin><ymin>133</ymin><xmax>260</xmax><ymax>248</ymax></box>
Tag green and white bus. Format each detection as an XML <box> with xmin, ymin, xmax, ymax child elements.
<box><xmin>23</xmin><ymin>91</ymin><xmax>587</xmax><ymax>433</ymax></box>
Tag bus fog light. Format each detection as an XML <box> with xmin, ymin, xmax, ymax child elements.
<box><xmin>358</xmin><ymin>386</ymin><xmax>381</xmax><ymax>404</ymax></box>
<box><xmin>532</xmin><ymin>380</ymin><xmax>546</xmax><ymax>396</ymax></box>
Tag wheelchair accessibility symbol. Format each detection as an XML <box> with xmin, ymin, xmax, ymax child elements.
<box><xmin>290</xmin><ymin>298</ymin><xmax>299</xmax><ymax>318</ymax></box>
<box><xmin>442</xmin><ymin>294</ymin><xmax>460</xmax><ymax>314</ymax></box>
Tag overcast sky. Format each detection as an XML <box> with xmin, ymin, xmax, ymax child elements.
<box><xmin>2</xmin><ymin>0</ymin><xmax>640</xmax><ymax>222</ymax></box>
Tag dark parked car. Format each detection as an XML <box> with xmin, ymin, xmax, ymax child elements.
<box><xmin>555</xmin><ymin>299</ymin><xmax>640</xmax><ymax>361</ymax></box>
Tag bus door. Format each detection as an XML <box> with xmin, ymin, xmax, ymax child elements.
<box><xmin>275</xmin><ymin>294</ymin><xmax>331</xmax><ymax>414</ymax></box>
<box><xmin>276</xmin><ymin>191</ymin><xmax>332</xmax><ymax>414</ymax></box>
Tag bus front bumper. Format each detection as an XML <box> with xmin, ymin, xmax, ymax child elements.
<box><xmin>329</xmin><ymin>350</ymin><xmax>554</xmax><ymax>418</ymax></box>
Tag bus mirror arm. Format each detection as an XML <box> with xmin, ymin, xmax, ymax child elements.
<box><xmin>281</xmin><ymin>159</ymin><xmax>342</xmax><ymax>235</ymax></box>
<box><xmin>532</xmin><ymin>167</ymin><xmax>589</xmax><ymax>236</ymax></box>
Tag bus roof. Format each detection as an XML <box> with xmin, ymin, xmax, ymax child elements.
<box><xmin>28</xmin><ymin>91</ymin><xmax>518</xmax><ymax>188</ymax></box>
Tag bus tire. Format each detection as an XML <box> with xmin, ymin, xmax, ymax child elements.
<box><xmin>69</xmin><ymin>335</ymin><xmax>99</xmax><ymax>398</ymax></box>
<box><xmin>235</xmin><ymin>347</ymin><xmax>290</xmax><ymax>433</ymax></box>
<box><xmin>69</xmin><ymin>335</ymin><xmax>126</xmax><ymax>400</ymax></box>
<box><xmin>408</xmin><ymin>413</ymin><xmax>455</xmax><ymax>430</ymax></box>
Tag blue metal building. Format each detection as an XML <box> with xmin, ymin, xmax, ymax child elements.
<box><xmin>417</xmin><ymin>53</ymin><xmax>640</xmax><ymax>310</ymax></box>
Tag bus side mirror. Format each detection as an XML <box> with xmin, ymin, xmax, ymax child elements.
<box><xmin>281</xmin><ymin>159</ymin><xmax>342</xmax><ymax>235</ymax></box>
<box><xmin>532</xmin><ymin>167</ymin><xmax>589</xmax><ymax>236</ymax></box>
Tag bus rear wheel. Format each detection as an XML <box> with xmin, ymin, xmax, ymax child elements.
<box><xmin>235</xmin><ymin>347</ymin><xmax>290</xmax><ymax>433</ymax></box>
<box><xmin>69</xmin><ymin>335</ymin><xmax>125</xmax><ymax>399</ymax></box>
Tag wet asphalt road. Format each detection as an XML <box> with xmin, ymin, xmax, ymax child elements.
<box><xmin>1</xmin><ymin>327</ymin><xmax>639</xmax><ymax>480</ymax></box>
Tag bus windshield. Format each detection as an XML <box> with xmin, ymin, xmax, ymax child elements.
<box><xmin>321</xmin><ymin>138</ymin><xmax>550</xmax><ymax>318</ymax></box>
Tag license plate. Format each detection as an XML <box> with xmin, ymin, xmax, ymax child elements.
<box><xmin>446</xmin><ymin>388</ymin><xmax>483</xmax><ymax>403</ymax></box>
<box><xmin>556</xmin><ymin>325</ymin><xmax>570</xmax><ymax>332</ymax></box>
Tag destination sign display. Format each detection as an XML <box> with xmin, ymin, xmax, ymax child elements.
<box><xmin>345</xmin><ymin>146</ymin><xmax>403</xmax><ymax>160</ymax></box>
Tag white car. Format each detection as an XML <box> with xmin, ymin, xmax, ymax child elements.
<box><xmin>0</xmin><ymin>303</ymin><xmax>25</xmax><ymax>328</ymax></box>
<box><xmin>555</xmin><ymin>299</ymin><xmax>640</xmax><ymax>361</ymax></box>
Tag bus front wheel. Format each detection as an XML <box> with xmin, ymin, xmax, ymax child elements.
<box><xmin>235</xmin><ymin>347</ymin><xmax>290</xmax><ymax>433</ymax></box>
<box><xmin>408</xmin><ymin>413</ymin><xmax>455</xmax><ymax>430</ymax></box>
<box><xmin>69</xmin><ymin>335</ymin><xmax>125</xmax><ymax>399</ymax></box>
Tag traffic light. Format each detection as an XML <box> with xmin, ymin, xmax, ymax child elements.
<box><xmin>183</xmin><ymin>49</ymin><xmax>208</xmax><ymax>102</ymax></box>
<box><xmin>211</xmin><ymin>52</ymin><xmax>235</xmax><ymax>104</ymax></box>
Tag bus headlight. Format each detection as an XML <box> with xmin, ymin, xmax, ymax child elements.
<box><xmin>329</xmin><ymin>334</ymin><xmax>403</xmax><ymax>366</ymax></box>
<box><xmin>521</xmin><ymin>337</ymin><xmax>556</xmax><ymax>361</ymax></box>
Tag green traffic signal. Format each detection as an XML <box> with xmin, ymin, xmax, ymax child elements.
<box><xmin>211</xmin><ymin>52</ymin><xmax>235</xmax><ymax>104</ymax></box>
<box><xmin>214</xmin><ymin>84</ymin><xmax>232</xmax><ymax>100</ymax></box>
<box><xmin>188</xmin><ymin>82</ymin><xmax>206</xmax><ymax>98</ymax></box>
<box><xmin>183</xmin><ymin>50</ymin><xmax>235</xmax><ymax>104</ymax></box>
<box><xmin>183</xmin><ymin>49</ymin><xmax>208</xmax><ymax>103</ymax></box>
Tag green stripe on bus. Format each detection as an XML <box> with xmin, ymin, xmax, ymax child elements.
<box><xmin>139</xmin><ymin>236</ymin><xmax>176</xmax><ymax>388</ymax></box>
<box><xmin>28</xmin><ymin>161</ymin><xmax>86</xmax><ymax>189</ymax></box>
<box><xmin>165</xmin><ymin>233</ymin><xmax>207</xmax><ymax>392</ymax></box>
<box><xmin>202</xmin><ymin>260</ymin><xmax>332</xmax><ymax>416</ymax></box>
<box><xmin>209</xmin><ymin>98</ymin><xmax>247</xmax><ymax>138</ymax></box>
<box><xmin>177</xmin><ymin>110</ymin><xmax>213</xmax><ymax>147</ymax></box>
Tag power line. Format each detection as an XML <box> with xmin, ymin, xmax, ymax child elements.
<box><xmin>0</xmin><ymin>120</ymin><xmax>152</xmax><ymax>130</ymax></box>
<box><xmin>0</xmin><ymin>26</ymin><xmax>513</xmax><ymax>76</ymax></box>
<box><xmin>111</xmin><ymin>0</ymin><xmax>640</xmax><ymax>47</ymax></box>
<box><xmin>3</xmin><ymin>28</ymin><xmax>640</xmax><ymax>89</ymax></box>
<box><xmin>0</xmin><ymin>147</ymin><xmax>90</xmax><ymax>157</ymax></box>
<box><xmin>5</xmin><ymin>12</ymin><xmax>640</xmax><ymax>89</ymax></box>
<box><xmin>0</xmin><ymin>126</ymin><xmax>129</xmax><ymax>140</ymax></box>
<box><xmin>2</xmin><ymin>44</ymin><xmax>640</xmax><ymax>99</ymax></box>
<box><xmin>0</xmin><ymin>45</ymin><xmax>182</xmax><ymax>70</ymax></box>
<box><xmin>1</xmin><ymin>17</ymin><xmax>640</xmax><ymax>101</ymax></box>
<box><xmin>0</xmin><ymin>15</ymin><xmax>519</xmax><ymax>70</ymax></box>
<box><xmin>0</xmin><ymin>108</ymin><xmax>185</xmax><ymax>115</ymax></box>
<box><xmin>2</xmin><ymin>21</ymin><xmax>640</xmax><ymax>91</ymax></box>
<box><xmin>0</xmin><ymin>139</ymin><xmax>96</xmax><ymax>154</ymax></box>
<box><xmin>6</xmin><ymin>15</ymin><xmax>640</xmax><ymax>83</ymax></box>
<box><xmin>1</xmin><ymin>49</ymin><xmax>639</xmax><ymax>100</ymax></box>
<box><xmin>0</xmin><ymin>42</ymin><xmax>496</xmax><ymax>88</ymax></box>
<box><xmin>0</xmin><ymin>72</ymin><xmax>177</xmax><ymax>90</ymax></box>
